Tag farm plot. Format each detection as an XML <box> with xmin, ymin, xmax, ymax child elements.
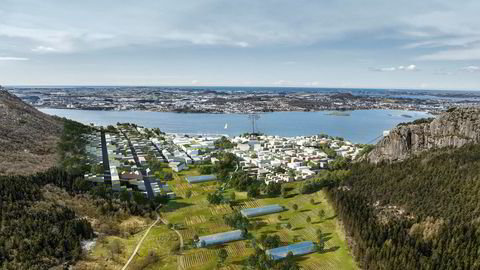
<box><xmin>301</xmin><ymin>255</ymin><xmax>344</xmax><ymax>270</ymax></box>
<box><xmin>225</xmin><ymin>241</ymin><xmax>251</xmax><ymax>257</ymax></box>
<box><xmin>276</xmin><ymin>229</ymin><xmax>291</xmax><ymax>243</ymax></box>
<box><xmin>210</xmin><ymin>204</ymin><xmax>233</xmax><ymax>215</ymax></box>
<box><xmin>290</xmin><ymin>212</ymin><xmax>313</xmax><ymax>227</ymax></box>
<box><xmin>179</xmin><ymin>228</ymin><xmax>197</xmax><ymax>240</ymax></box>
<box><xmin>220</xmin><ymin>265</ymin><xmax>243</xmax><ymax>270</ymax></box>
<box><xmin>185</xmin><ymin>215</ymin><xmax>207</xmax><ymax>226</ymax></box>
<box><xmin>179</xmin><ymin>249</ymin><xmax>216</xmax><ymax>269</ymax></box>
<box><xmin>210</xmin><ymin>219</ymin><xmax>231</xmax><ymax>231</ymax></box>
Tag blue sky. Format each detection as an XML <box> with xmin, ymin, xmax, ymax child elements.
<box><xmin>0</xmin><ymin>0</ymin><xmax>479</xmax><ymax>90</ymax></box>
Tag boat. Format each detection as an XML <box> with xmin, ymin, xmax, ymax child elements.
<box><xmin>224</xmin><ymin>123</ymin><xmax>228</xmax><ymax>129</ymax></box>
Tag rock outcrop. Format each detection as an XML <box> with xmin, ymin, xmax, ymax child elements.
<box><xmin>367</xmin><ymin>107</ymin><xmax>480</xmax><ymax>163</ymax></box>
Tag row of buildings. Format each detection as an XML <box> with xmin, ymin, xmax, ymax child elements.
<box><xmin>83</xmin><ymin>125</ymin><xmax>222</xmax><ymax>198</ymax></box>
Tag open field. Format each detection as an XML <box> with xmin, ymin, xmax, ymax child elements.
<box><xmin>82</xmin><ymin>166</ymin><xmax>357</xmax><ymax>269</ymax></box>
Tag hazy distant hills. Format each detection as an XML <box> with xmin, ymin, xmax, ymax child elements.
<box><xmin>367</xmin><ymin>107</ymin><xmax>480</xmax><ymax>163</ymax></box>
<box><xmin>0</xmin><ymin>88</ymin><xmax>63</xmax><ymax>175</ymax></box>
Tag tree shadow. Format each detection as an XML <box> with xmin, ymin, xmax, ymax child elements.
<box><xmin>322</xmin><ymin>246</ymin><xmax>340</xmax><ymax>253</ymax></box>
<box><xmin>251</xmin><ymin>220</ymin><xmax>269</xmax><ymax>230</ymax></box>
<box><xmin>299</xmin><ymin>209</ymin><xmax>311</xmax><ymax>213</ymax></box>
<box><xmin>323</xmin><ymin>236</ymin><xmax>332</xmax><ymax>242</ymax></box>
<box><xmin>285</xmin><ymin>193</ymin><xmax>299</xmax><ymax>199</ymax></box>
<box><xmin>260</xmin><ymin>230</ymin><xmax>278</xmax><ymax>234</ymax></box>
<box><xmin>321</xmin><ymin>232</ymin><xmax>332</xmax><ymax>238</ymax></box>
<box><xmin>161</xmin><ymin>201</ymin><xmax>194</xmax><ymax>213</ymax></box>
<box><xmin>325</xmin><ymin>214</ymin><xmax>337</xmax><ymax>220</ymax></box>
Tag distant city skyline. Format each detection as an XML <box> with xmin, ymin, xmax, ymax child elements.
<box><xmin>1</xmin><ymin>0</ymin><xmax>479</xmax><ymax>90</ymax></box>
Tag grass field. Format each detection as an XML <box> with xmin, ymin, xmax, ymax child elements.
<box><xmin>84</xmin><ymin>166</ymin><xmax>357</xmax><ymax>270</ymax></box>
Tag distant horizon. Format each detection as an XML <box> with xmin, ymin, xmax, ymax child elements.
<box><xmin>4</xmin><ymin>84</ymin><xmax>480</xmax><ymax>92</ymax></box>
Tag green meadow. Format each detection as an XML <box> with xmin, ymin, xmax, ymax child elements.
<box><xmin>89</xmin><ymin>166</ymin><xmax>357</xmax><ymax>270</ymax></box>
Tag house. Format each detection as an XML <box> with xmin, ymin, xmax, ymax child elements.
<box><xmin>169</xmin><ymin>162</ymin><xmax>187</xmax><ymax>172</ymax></box>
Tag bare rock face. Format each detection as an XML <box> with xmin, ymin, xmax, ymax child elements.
<box><xmin>367</xmin><ymin>107</ymin><xmax>480</xmax><ymax>163</ymax></box>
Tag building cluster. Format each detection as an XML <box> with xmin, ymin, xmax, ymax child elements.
<box><xmin>228</xmin><ymin>135</ymin><xmax>363</xmax><ymax>184</ymax></box>
<box><xmin>82</xmin><ymin>121</ymin><xmax>366</xmax><ymax>200</ymax></box>
<box><xmin>83</xmin><ymin>125</ymin><xmax>222</xmax><ymax>198</ymax></box>
<box><xmin>158</xmin><ymin>134</ymin><xmax>220</xmax><ymax>172</ymax></box>
<box><xmin>8</xmin><ymin>86</ymin><xmax>463</xmax><ymax>114</ymax></box>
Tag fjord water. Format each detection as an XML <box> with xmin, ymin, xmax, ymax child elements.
<box><xmin>40</xmin><ymin>109</ymin><xmax>431</xmax><ymax>143</ymax></box>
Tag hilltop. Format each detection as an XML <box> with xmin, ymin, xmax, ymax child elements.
<box><xmin>0</xmin><ymin>88</ymin><xmax>63</xmax><ymax>175</ymax></box>
<box><xmin>367</xmin><ymin>107</ymin><xmax>480</xmax><ymax>163</ymax></box>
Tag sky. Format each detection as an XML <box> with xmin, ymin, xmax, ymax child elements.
<box><xmin>0</xmin><ymin>0</ymin><xmax>479</xmax><ymax>90</ymax></box>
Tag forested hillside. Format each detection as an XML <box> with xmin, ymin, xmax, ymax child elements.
<box><xmin>0</xmin><ymin>169</ymin><xmax>94</xmax><ymax>269</ymax></box>
<box><xmin>329</xmin><ymin>143</ymin><xmax>480</xmax><ymax>270</ymax></box>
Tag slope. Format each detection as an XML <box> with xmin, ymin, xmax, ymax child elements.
<box><xmin>0</xmin><ymin>88</ymin><xmax>63</xmax><ymax>175</ymax></box>
<box><xmin>328</xmin><ymin>107</ymin><xmax>480</xmax><ymax>270</ymax></box>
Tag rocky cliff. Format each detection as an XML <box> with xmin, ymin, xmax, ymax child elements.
<box><xmin>367</xmin><ymin>107</ymin><xmax>480</xmax><ymax>163</ymax></box>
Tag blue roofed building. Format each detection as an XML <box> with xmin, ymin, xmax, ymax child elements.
<box><xmin>196</xmin><ymin>229</ymin><xmax>244</xmax><ymax>247</ymax></box>
<box><xmin>240</xmin><ymin>204</ymin><xmax>284</xmax><ymax>218</ymax></box>
<box><xmin>266</xmin><ymin>241</ymin><xmax>316</xmax><ymax>260</ymax></box>
<box><xmin>186</xmin><ymin>174</ymin><xmax>217</xmax><ymax>184</ymax></box>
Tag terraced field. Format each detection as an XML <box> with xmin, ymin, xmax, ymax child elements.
<box><xmin>86</xmin><ymin>166</ymin><xmax>357</xmax><ymax>269</ymax></box>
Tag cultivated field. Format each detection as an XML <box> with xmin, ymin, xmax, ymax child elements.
<box><xmin>84</xmin><ymin>166</ymin><xmax>357</xmax><ymax>270</ymax></box>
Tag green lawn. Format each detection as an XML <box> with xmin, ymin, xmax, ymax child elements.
<box><xmin>89</xmin><ymin>167</ymin><xmax>357</xmax><ymax>270</ymax></box>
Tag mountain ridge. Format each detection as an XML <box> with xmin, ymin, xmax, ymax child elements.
<box><xmin>367</xmin><ymin>107</ymin><xmax>480</xmax><ymax>163</ymax></box>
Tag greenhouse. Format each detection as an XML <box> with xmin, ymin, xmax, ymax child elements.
<box><xmin>186</xmin><ymin>174</ymin><xmax>217</xmax><ymax>184</ymax></box>
<box><xmin>196</xmin><ymin>229</ymin><xmax>244</xmax><ymax>247</ymax></box>
<box><xmin>266</xmin><ymin>241</ymin><xmax>316</xmax><ymax>260</ymax></box>
<box><xmin>240</xmin><ymin>204</ymin><xmax>284</xmax><ymax>218</ymax></box>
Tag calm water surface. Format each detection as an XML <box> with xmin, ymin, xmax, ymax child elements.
<box><xmin>40</xmin><ymin>109</ymin><xmax>432</xmax><ymax>144</ymax></box>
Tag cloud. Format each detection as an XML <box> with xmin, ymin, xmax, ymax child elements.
<box><xmin>0</xmin><ymin>23</ymin><xmax>115</xmax><ymax>53</ymax></box>
<box><xmin>416</xmin><ymin>47</ymin><xmax>480</xmax><ymax>61</ymax></box>
<box><xmin>304</xmin><ymin>81</ymin><xmax>321</xmax><ymax>86</ymax></box>
<box><xmin>460</xmin><ymin>65</ymin><xmax>480</xmax><ymax>72</ymax></box>
<box><xmin>273</xmin><ymin>80</ymin><xmax>293</xmax><ymax>86</ymax></box>
<box><xmin>1</xmin><ymin>0</ymin><xmax>477</xmax><ymax>54</ymax></box>
<box><xmin>369</xmin><ymin>64</ymin><xmax>418</xmax><ymax>72</ymax></box>
<box><xmin>31</xmin><ymin>46</ymin><xmax>58</xmax><ymax>53</ymax></box>
<box><xmin>0</xmin><ymin>56</ymin><xmax>28</xmax><ymax>61</ymax></box>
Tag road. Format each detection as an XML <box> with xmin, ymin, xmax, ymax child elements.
<box><xmin>119</xmin><ymin>129</ymin><xmax>155</xmax><ymax>199</ymax></box>
<box><xmin>100</xmin><ymin>130</ymin><xmax>112</xmax><ymax>183</ymax></box>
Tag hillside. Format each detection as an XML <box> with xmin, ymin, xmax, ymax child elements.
<box><xmin>327</xmin><ymin>108</ymin><xmax>480</xmax><ymax>269</ymax></box>
<box><xmin>0</xmin><ymin>88</ymin><xmax>63</xmax><ymax>175</ymax></box>
<box><xmin>367</xmin><ymin>107</ymin><xmax>480</xmax><ymax>163</ymax></box>
<box><xmin>330</xmin><ymin>144</ymin><xmax>480</xmax><ymax>269</ymax></box>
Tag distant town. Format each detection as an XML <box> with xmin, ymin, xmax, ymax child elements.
<box><xmin>8</xmin><ymin>86</ymin><xmax>480</xmax><ymax>114</ymax></box>
<box><xmin>84</xmin><ymin>123</ymin><xmax>364</xmax><ymax>199</ymax></box>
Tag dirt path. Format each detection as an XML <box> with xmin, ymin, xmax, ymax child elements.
<box><xmin>121</xmin><ymin>205</ymin><xmax>162</xmax><ymax>270</ymax></box>
<box><xmin>159</xmin><ymin>217</ymin><xmax>184</xmax><ymax>251</ymax></box>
